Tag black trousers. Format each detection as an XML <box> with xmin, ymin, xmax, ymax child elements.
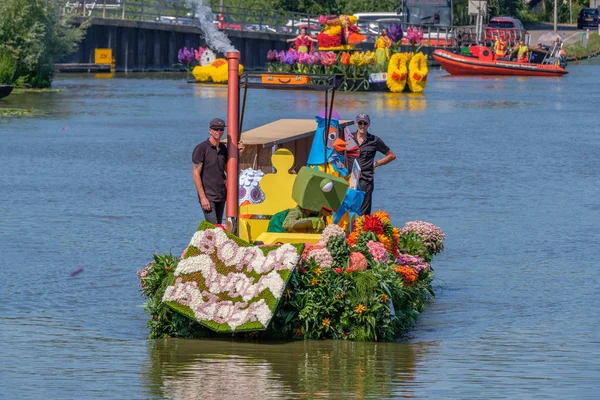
<box><xmin>360</xmin><ymin>181</ymin><xmax>374</xmax><ymax>216</ymax></box>
<box><xmin>202</xmin><ymin>201</ymin><xmax>226</xmax><ymax>225</ymax></box>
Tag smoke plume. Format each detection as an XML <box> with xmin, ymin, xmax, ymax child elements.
<box><xmin>186</xmin><ymin>0</ymin><xmax>236</xmax><ymax>54</ymax></box>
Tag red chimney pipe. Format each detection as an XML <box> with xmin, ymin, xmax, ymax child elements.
<box><xmin>226</xmin><ymin>51</ymin><xmax>240</xmax><ymax>230</ymax></box>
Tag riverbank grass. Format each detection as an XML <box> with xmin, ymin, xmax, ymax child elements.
<box><xmin>0</xmin><ymin>108</ymin><xmax>43</xmax><ymax>117</ymax></box>
<box><xmin>565</xmin><ymin>33</ymin><xmax>600</xmax><ymax>60</ymax></box>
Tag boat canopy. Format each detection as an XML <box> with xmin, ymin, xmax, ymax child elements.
<box><xmin>239</xmin><ymin>118</ymin><xmax>354</xmax><ymax>148</ymax></box>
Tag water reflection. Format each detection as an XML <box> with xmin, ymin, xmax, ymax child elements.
<box><xmin>145</xmin><ymin>339</ymin><xmax>432</xmax><ymax>399</ymax></box>
<box><xmin>192</xmin><ymin>84</ymin><xmax>228</xmax><ymax>98</ymax></box>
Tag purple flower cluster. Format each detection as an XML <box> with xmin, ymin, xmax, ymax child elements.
<box><xmin>281</xmin><ymin>51</ymin><xmax>297</xmax><ymax>65</ymax></box>
<box><xmin>266</xmin><ymin>49</ymin><xmax>280</xmax><ymax>62</ymax></box>
<box><xmin>388</xmin><ymin>24</ymin><xmax>404</xmax><ymax>43</ymax></box>
<box><xmin>396</xmin><ymin>254</ymin><xmax>430</xmax><ymax>274</ymax></box>
<box><xmin>177</xmin><ymin>47</ymin><xmax>195</xmax><ymax>65</ymax></box>
<box><xmin>400</xmin><ymin>221</ymin><xmax>446</xmax><ymax>255</ymax></box>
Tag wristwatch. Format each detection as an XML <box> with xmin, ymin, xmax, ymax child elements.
<box><xmin>374</xmin><ymin>161</ymin><xmax>379</xmax><ymax>167</ymax></box>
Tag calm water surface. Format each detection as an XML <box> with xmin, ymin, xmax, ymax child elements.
<box><xmin>1</xmin><ymin>60</ymin><xmax>599</xmax><ymax>399</ymax></box>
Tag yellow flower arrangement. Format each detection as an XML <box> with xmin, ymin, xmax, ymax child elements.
<box><xmin>323</xmin><ymin>25</ymin><xmax>343</xmax><ymax>36</ymax></box>
<box><xmin>363</xmin><ymin>51</ymin><xmax>376</xmax><ymax>65</ymax></box>
<box><xmin>407</xmin><ymin>52</ymin><xmax>428</xmax><ymax>93</ymax></box>
<box><xmin>192</xmin><ymin>65</ymin><xmax>212</xmax><ymax>82</ymax></box>
<box><xmin>386</xmin><ymin>53</ymin><xmax>409</xmax><ymax>93</ymax></box>
<box><xmin>348</xmin><ymin>15</ymin><xmax>358</xmax><ymax>24</ymax></box>
<box><xmin>350</xmin><ymin>52</ymin><xmax>365</xmax><ymax>66</ymax></box>
<box><xmin>192</xmin><ymin>59</ymin><xmax>244</xmax><ymax>83</ymax></box>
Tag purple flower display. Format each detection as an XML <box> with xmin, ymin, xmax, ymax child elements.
<box><xmin>266</xmin><ymin>49</ymin><xmax>279</xmax><ymax>62</ymax></box>
<box><xmin>178</xmin><ymin>47</ymin><xmax>195</xmax><ymax>65</ymax></box>
<box><xmin>281</xmin><ymin>51</ymin><xmax>297</xmax><ymax>65</ymax></box>
<box><xmin>388</xmin><ymin>24</ymin><xmax>404</xmax><ymax>43</ymax></box>
<box><xmin>297</xmin><ymin>52</ymin><xmax>311</xmax><ymax>65</ymax></box>
<box><xmin>309</xmin><ymin>51</ymin><xmax>322</xmax><ymax>65</ymax></box>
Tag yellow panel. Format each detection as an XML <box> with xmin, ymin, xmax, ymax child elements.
<box><xmin>94</xmin><ymin>48</ymin><xmax>112</xmax><ymax>65</ymax></box>
<box><xmin>256</xmin><ymin>232</ymin><xmax>321</xmax><ymax>245</ymax></box>
<box><xmin>240</xmin><ymin>149</ymin><xmax>298</xmax><ymax>216</ymax></box>
<box><xmin>238</xmin><ymin>219</ymin><xmax>270</xmax><ymax>243</ymax></box>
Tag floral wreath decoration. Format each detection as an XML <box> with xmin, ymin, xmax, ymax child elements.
<box><xmin>162</xmin><ymin>221</ymin><xmax>303</xmax><ymax>332</ymax></box>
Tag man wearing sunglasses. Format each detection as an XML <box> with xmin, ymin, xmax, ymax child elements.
<box><xmin>191</xmin><ymin>118</ymin><xmax>243</xmax><ymax>225</ymax></box>
<box><xmin>347</xmin><ymin>113</ymin><xmax>396</xmax><ymax>216</ymax></box>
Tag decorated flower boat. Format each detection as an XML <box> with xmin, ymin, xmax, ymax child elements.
<box><xmin>263</xmin><ymin>18</ymin><xmax>429</xmax><ymax>93</ymax></box>
<box><xmin>138</xmin><ymin>62</ymin><xmax>445</xmax><ymax>341</ymax></box>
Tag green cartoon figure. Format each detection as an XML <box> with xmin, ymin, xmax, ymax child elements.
<box><xmin>267</xmin><ymin>167</ymin><xmax>348</xmax><ymax>234</ymax></box>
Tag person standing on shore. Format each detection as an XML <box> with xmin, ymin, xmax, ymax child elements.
<box><xmin>346</xmin><ymin>113</ymin><xmax>396</xmax><ymax>216</ymax></box>
<box><xmin>192</xmin><ymin>118</ymin><xmax>243</xmax><ymax>225</ymax></box>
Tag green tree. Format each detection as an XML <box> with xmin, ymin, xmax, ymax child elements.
<box><xmin>0</xmin><ymin>0</ymin><xmax>86</xmax><ymax>88</ymax></box>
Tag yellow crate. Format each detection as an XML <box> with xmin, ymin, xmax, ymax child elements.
<box><xmin>94</xmin><ymin>48</ymin><xmax>112</xmax><ymax>65</ymax></box>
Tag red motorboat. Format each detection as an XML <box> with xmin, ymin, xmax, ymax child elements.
<box><xmin>433</xmin><ymin>47</ymin><xmax>568</xmax><ymax>77</ymax></box>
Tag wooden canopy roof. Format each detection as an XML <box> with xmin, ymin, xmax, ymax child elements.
<box><xmin>237</xmin><ymin>119</ymin><xmax>354</xmax><ymax>148</ymax></box>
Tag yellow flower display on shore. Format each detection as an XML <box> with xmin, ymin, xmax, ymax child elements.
<box><xmin>192</xmin><ymin>59</ymin><xmax>244</xmax><ymax>83</ymax></box>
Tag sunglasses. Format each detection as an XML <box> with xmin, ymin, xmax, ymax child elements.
<box><xmin>357</xmin><ymin>121</ymin><xmax>369</xmax><ymax>126</ymax></box>
<box><xmin>211</xmin><ymin>127</ymin><xmax>225</xmax><ymax>132</ymax></box>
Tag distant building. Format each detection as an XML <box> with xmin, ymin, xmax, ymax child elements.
<box><xmin>591</xmin><ymin>0</ymin><xmax>599</xmax><ymax>8</ymax></box>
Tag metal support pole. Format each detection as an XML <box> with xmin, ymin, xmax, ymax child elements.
<box><xmin>553</xmin><ymin>0</ymin><xmax>558</xmax><ymax>33</ymax></box>
<box><xmin>226</xmin><ymin>51</ymin><xmax>241</xmax><ymax>233</ymax></box>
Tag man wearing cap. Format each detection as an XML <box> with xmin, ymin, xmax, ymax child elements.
<box><xmin>346</xmin><ymin>113</ymin><xmax>396</xmax><ymax>216</ymax></box>
<box><xmin>192</xmin><ymin>118</ymin><xmax>243</xmax><ymax>225</ymax></box>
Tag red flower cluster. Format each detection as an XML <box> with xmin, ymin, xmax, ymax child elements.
<box><xmin>318</xmin><ymin>32</ymin><xmax>342</xmax><ymax>48</ymax></box>
<box><xmin>362</xmin><ymin>215</ymin><xmax>384</xmax><ymax>235</ymax></box>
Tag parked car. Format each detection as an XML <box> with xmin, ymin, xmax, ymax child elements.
<box><xmin>213</xmin><ymin>13</ymin><xmax>242</xmax><ymax>30</ymax></box>
<box><xmin>577</xmin><ymin>8</ymin><xmax>599</xmax><ymax>29</ymax></box>
<box><xmin>484</xmin><ymin>17</ymin><xmax>527</xmax><ymax>46</ymax></box>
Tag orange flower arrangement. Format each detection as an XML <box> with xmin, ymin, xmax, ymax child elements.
<box><xmin>340</xmin><ymin>52</ymin><xmax>351</xmax><ymax>65</ymax></box>
<box><xmin>372</xmin><ymin>210</ymin><xmax>391</xmax><ymax>224</ymax></box>
<box><xmin>394</xmin><ymin>266</ymin><xmax>418</xmax><ymax>286</ymax></box>
<box><xmin>376</xmin><ymin>233</ymin><xmax>392</xmax><ymax>253</ymax></box>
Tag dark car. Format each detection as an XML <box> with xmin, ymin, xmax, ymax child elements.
<box><xmin>484</xmin><ymin>17</ymin><xmax>527</xmax><ymax>46</ymax></box>
<box><xmin>577</xmin><ymin>8</ymin><xmax>599</xmax><ymax>29</ymax></box>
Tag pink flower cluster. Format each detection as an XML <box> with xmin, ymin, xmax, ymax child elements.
<box><xmin>136</xmin><ymin>262</ymin><xmax>154</xmax><ymax>289</ymax></box>
<box><xmin>396</xmin><ymin>254</ymin><xmax>430</xmax><ymax>274</ymax></box>
<box><xmin>406</xmin><ymin>26</ymin><xmax>424</xmax><ymax>46</ymax></box>
<box><xmin>367</xmin><ymin>241</ymin><xmax>389</xmax><ymax>263</ymax></box>
<box><xmin>317</xmin><ymin>224</ymin><xmax>346</xmax><ymax>247</ymax></box>
<box><xmin>348</xmin><ymin>251</ymin><xmax>367</xmax><ymax>272</ymax></box>
<box><xmin>399</xmin><ymin>221</ymin><xmax>446</xmax><ymax>255</ymax></box>
<box><xmin>309</xmin><ymin>248</ymin><xmax>333</xmax><ymax>268</ymax></box>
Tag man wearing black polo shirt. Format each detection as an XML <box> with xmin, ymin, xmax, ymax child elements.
<box><xmin>347</xmin><ymin>113</ymin><xmax>396</xmax><ymax>216</ymax></box>
<box><xmin>191</xmin><ymin>118</ymin><xmax>229</xmax><ymax>225</ymax></box>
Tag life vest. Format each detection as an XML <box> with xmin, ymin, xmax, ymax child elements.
<box><xmin>494</xmin><ymin>39</ymin><xmax>507</xmax><ymax>56</ymax></box>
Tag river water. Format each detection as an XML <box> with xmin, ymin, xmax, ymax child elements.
<box><xmin>1</xmin><ymin>59</ymin><xmax>599</xmax><ymax>399</ymax></box>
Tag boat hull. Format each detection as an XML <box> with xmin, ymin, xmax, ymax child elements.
<box><xmin>433</xmin><ymin>50</ymin><xmax>567</xmax><ymax>77</ymax></box>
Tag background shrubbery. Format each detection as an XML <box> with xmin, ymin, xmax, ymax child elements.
<box><xmin>0</xmin><ymin>0</ymin><xmax>86</xmax><ymax>88</ymax></box>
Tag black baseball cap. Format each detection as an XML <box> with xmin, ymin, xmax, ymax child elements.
<box><xmin>209</xmin><ymin>118</ymin><xmax>226</xmax><ymax>129</ymax></box>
